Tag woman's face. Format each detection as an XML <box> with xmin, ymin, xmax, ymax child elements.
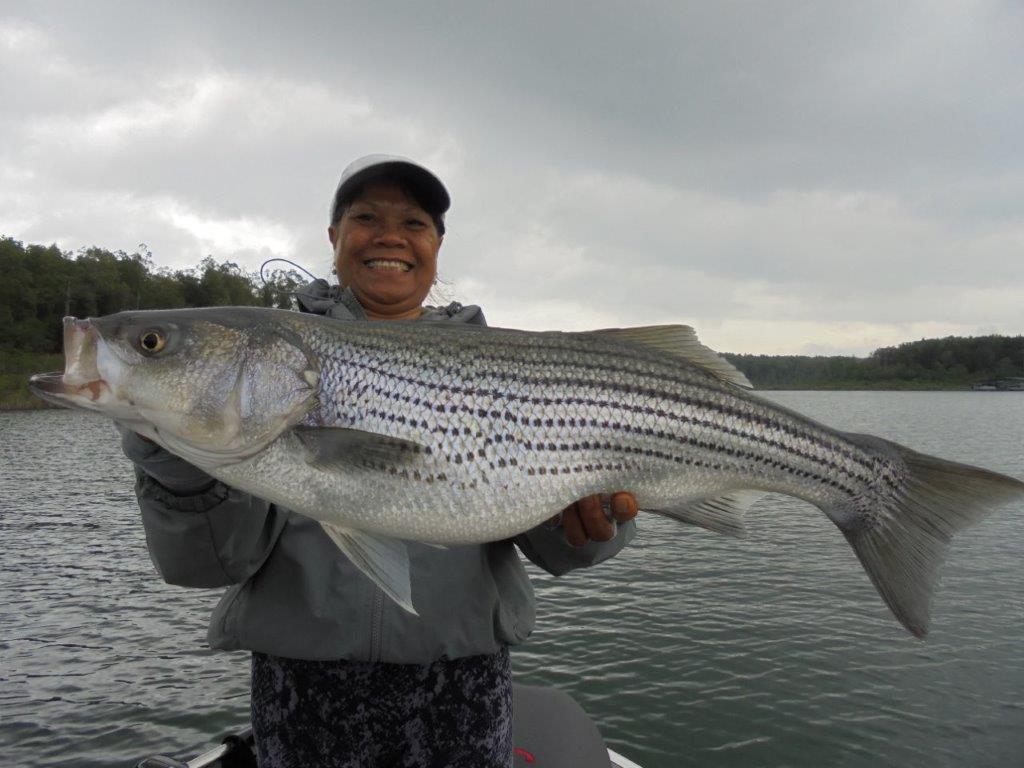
<box><xmin>328</xmin><ymin>180</ymin><xmax>442</xmax><ymax>320</ymax></box>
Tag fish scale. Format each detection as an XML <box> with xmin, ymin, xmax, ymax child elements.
<box><xmin>300</xmin><ymin>320</ymin><xmax>875</xmax><ymax>511</ymax></box>
<box><xmin>30</xmin><ymin>306</ymin><xmax>1024</xmax><ymax>634</ymax></box>
<box><xmin>228</xmin><ymin>322</ymin><xmax>815</xmax><ymax>551</ymax></box>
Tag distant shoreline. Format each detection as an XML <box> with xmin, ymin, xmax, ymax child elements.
<box><xmin>5</xmin><ymin>339</ymin><xmax>1022</xmax><ymax>412</ymax></box>
<box><xmin>4</xmin><ymin>241</ymin><xmax>1021</xmax><ymax>409</ymax></box>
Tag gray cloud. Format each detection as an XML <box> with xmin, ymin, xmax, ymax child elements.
<box><xmin>2</xmin><ymin>1</ymin><xmax>1022</xmax><ymax>354</ymax></box>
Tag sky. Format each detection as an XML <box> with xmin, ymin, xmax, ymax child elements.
<box><xmin>2</xmin><ymin>1</ymin><xmax>1022</xmax><ymax>355</ymax></box>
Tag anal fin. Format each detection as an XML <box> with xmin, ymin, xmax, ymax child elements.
<box><xmin>648</xmin><ymin>490</ymin><xmax>766</xmax><ymax>537</ymax></box>
<box><xmin>319</xmin><ymin>522</ymin><xmax>417</xmax><ymax>615</ymax></box>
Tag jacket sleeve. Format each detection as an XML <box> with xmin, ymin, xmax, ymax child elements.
<box><xmin>514</xmin><ymin>519</ymin><xmax>636</xmax><ymax>577</ymax></box>
<box><xmin>120</xmin><ymin>426</ymin><xmax>288</xmax><ymax>588</ymax></box>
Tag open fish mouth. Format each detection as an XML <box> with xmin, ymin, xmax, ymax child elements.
<box><xmin>28</xmin><ymin>371</ymin><xmax>110</xmax><ymax>405</ymax></box>
<box><xmin>27</xmin><ymin>317</ymin><xmax>113</xmax><ymax>410</ymax></box>
<box><xmin>27</xmin><ymin>371</ymin><xmax>70</xmax><ymax>407</ymax></box>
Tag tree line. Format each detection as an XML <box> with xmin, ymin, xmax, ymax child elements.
<box><xmin>0</xmin><ymin>236</ymin><xmax>304</xmax><ymax>353</ymax></box>
<box><xmin>723</xmin><ymin>333</ymin><xmax>1024</xmax><ymax>389</ymax></box>
<box><xmin>2</xmin><ymin>235</ymin><xmax>1022</xmax><ymax>389</ymax></box>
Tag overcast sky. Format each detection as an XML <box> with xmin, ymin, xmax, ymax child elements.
<box><xmin>2</xmin><ymin>1</ymin><xmax>1022</xmax><ymax>354</ymax></box>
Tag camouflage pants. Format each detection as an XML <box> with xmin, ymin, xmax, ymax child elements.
<box><xmin>251</xmin><ymin>647</ymin><xmax>513</xmax><ymax>768</ymax></box>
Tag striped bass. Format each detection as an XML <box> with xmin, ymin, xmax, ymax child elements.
<box><xmin>29</xmin><ymin>307</ymin><xmax>1024</xmax><ymax>637</ymax></box>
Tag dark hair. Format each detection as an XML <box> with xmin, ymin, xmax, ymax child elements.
<box><xmin>331</xmin><ymin>178</ymin><xmax>446</xmax><ymax>236</ymax></box>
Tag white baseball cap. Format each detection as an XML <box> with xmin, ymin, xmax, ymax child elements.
<box><xmin>330</xmin><ymin>154</ymin><xmax>450</xmax><ymax>233</ymax></box>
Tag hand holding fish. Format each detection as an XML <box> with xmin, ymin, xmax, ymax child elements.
<box><xmin>555</xmin><ymin>492</ymin><xmax>639</xmax><ymax>546</ymax></box>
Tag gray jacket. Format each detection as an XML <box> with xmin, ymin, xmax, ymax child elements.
<box><xmin>124</xmin><ymin>282</ymin><xmax>635</xmax><ymax>663</ymax></box>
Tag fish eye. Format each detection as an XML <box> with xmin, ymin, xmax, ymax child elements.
<box><xmin>139</xmin><ymin>329</ymin><xmax>167</xmax><ymax>354</ymax></box>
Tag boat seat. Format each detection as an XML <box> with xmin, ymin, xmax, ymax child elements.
<box><xmin>512</xmin><ymin>683</ymin><xmax>611</xmax><ymax>767</ymax></box>
<box><xmin>138</xmin><ymin>683</ymin><xmax>616</xmax><ymax>767</ymax></box>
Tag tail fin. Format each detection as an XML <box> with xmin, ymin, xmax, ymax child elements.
<box><xmin>833</xmin><ymin>433</ymin><xmax>1024</xmax><ymax>638</ymax></box>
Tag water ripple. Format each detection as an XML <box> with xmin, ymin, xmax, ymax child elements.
<box><xmin>2</xmin><ymin>396</ymin><xmax>1023</xmax><ymax>766</ymax></box>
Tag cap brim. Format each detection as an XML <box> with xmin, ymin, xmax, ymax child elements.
<box><xmin>332</xmin><ymin>160</ymin><xmax>449</xmax><ymax>222</ymax></box>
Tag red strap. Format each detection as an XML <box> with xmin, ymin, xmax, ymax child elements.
<box><xmin>513</xmin><ymin>746</ymin><xmax>536</xmax><ymax>763</ymax></box>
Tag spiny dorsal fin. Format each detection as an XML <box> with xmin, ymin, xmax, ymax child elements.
<box><xmin>583</xmin><ymin>325</ymin><xmax>753</xmax><ymax>389</ymax></box>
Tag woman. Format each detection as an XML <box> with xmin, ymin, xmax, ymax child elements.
<box><xmin>121</xmin><ymin>154</ymin><xmax>638</xmax><ymax>767</ymax></box>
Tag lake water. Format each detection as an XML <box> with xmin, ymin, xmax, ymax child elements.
<box><xmin>1</xmin><ymin>392</ymin><xmax>1022</xmax><ymax>767</ymax></box>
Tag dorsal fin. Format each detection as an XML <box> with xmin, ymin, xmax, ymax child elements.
<box><xmin>582</xmin><ymin>325</ymin><xmax>753</xmax><ymax>389</ymax></box>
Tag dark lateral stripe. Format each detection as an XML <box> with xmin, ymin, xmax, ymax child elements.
<box><xmin>328</xmin><ymin>334</ymin><xmax>869</xmax><ymax>474</ymax></box>
<box><xmin>348</xmin><ymin>364</ymin><xmax>876</xmax><ymax>489</ymax></box>
<box><xmin>333</xmin><ymin>357</ymin><xmax>879</xmax><ymax>489</ymax></box>
<box><xmin>354</xmin><ymin>400</ymin><xmax>858</xmax><ymax>494</ymax></box>
<box><xmin>318</xmin><ymin>326</ymin><xmax>891</xmax><ymax>490</ymax></box>
<box><xmin>336</xmin><ymin>353</ymin><xmax>877</xmax><ymax>479</ymax></box>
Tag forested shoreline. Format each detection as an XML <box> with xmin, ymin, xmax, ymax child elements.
<box><xmin>2</xmin><ymin>235</ymin><xmax>1023</xmax><ymax>409</ymax></box>
<box><xmin>0</xmin><ymin>236</ymin><xmax>303</xmax><ymax>409</ymax></box>
<box><xmin>723</xmin><ymin>336</ymin><xmax>1024</xmax><ymax>391</ymax></box>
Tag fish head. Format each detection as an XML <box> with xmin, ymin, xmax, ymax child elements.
<box><xmin>30</xmin><ymin>308</ymin><xmax>320</xmax><ymax>467</ymax></box>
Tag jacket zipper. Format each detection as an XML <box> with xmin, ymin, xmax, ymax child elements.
<box><xmin>369</xmin><ymin>586</ymin><xmax>384</xmax><ymax>661</ymax></box>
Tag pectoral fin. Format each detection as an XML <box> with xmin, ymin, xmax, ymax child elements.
<box><xmin>319</xmin><ymin>522</ymin><xmax>417</xmax><ymax>615</ymax></box>
<box><xmin>295</xmin><ymin>426</ymin><xmax>427</xmax><ymax>472</ymax></box>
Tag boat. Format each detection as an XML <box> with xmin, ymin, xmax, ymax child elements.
<box><xmin>136</xmin><ymin>683</ymin><xmax>644</xmax><ymax>767</ymax></box>
<box><xmin>972</xmin><ymin>377</ymin><xmax>1024</xmax><ymax>391</ymax></box>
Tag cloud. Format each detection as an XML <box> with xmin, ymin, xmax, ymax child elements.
<box><xmin>158</xmin><ymin>199</ymin><xmax>296</xmax><ymax>262</ymax></box>
<box><xmin>3</xmin><ymin>48</ymin><xmax>462</xmax><ymax>269</ymax></box>
<box><xmin>0</xmin><ymin>18</ymin><xmax>43</xmax><ymax>50</ymax></box>
<box><xmin>439</xmin><ymin>164</ymin><xmax>1024</xmax><ymax>352</ymax></box>
<box><xmin>1</xmin><ymin>2</ymin><xmax>1022</xmax><ymax>354</ymax></box>
<box><xmin>29</xmin><ymin>75</ymin><xmax>236</xmax><ymax>149</ymax></box>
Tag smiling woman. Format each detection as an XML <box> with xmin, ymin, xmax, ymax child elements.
<box><xmin>111</xmin><ymin>154</ymin><xmax>641</xmax><ymax>768</ymax></box>
<box><xmin>328</xmin><ymin>173</ymin><xmax>443</xmax><ymax>320</ymax></box>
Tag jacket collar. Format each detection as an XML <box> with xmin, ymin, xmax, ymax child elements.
<box><xmin>295</xmin><ymin>279</ymin><xmax>486</xmax><ymax>326</ymax></box>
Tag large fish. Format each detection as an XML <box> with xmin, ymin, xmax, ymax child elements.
<box><xmin>30</xmin><ymin>308</ymin><xmax>1024</xmax><ymax>636</ymax></box>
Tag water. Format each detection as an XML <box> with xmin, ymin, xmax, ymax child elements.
<box><xmin>1</xmin><ymin>392</ymin><xmax>1022</xmax><ymax>767</ymax></box>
